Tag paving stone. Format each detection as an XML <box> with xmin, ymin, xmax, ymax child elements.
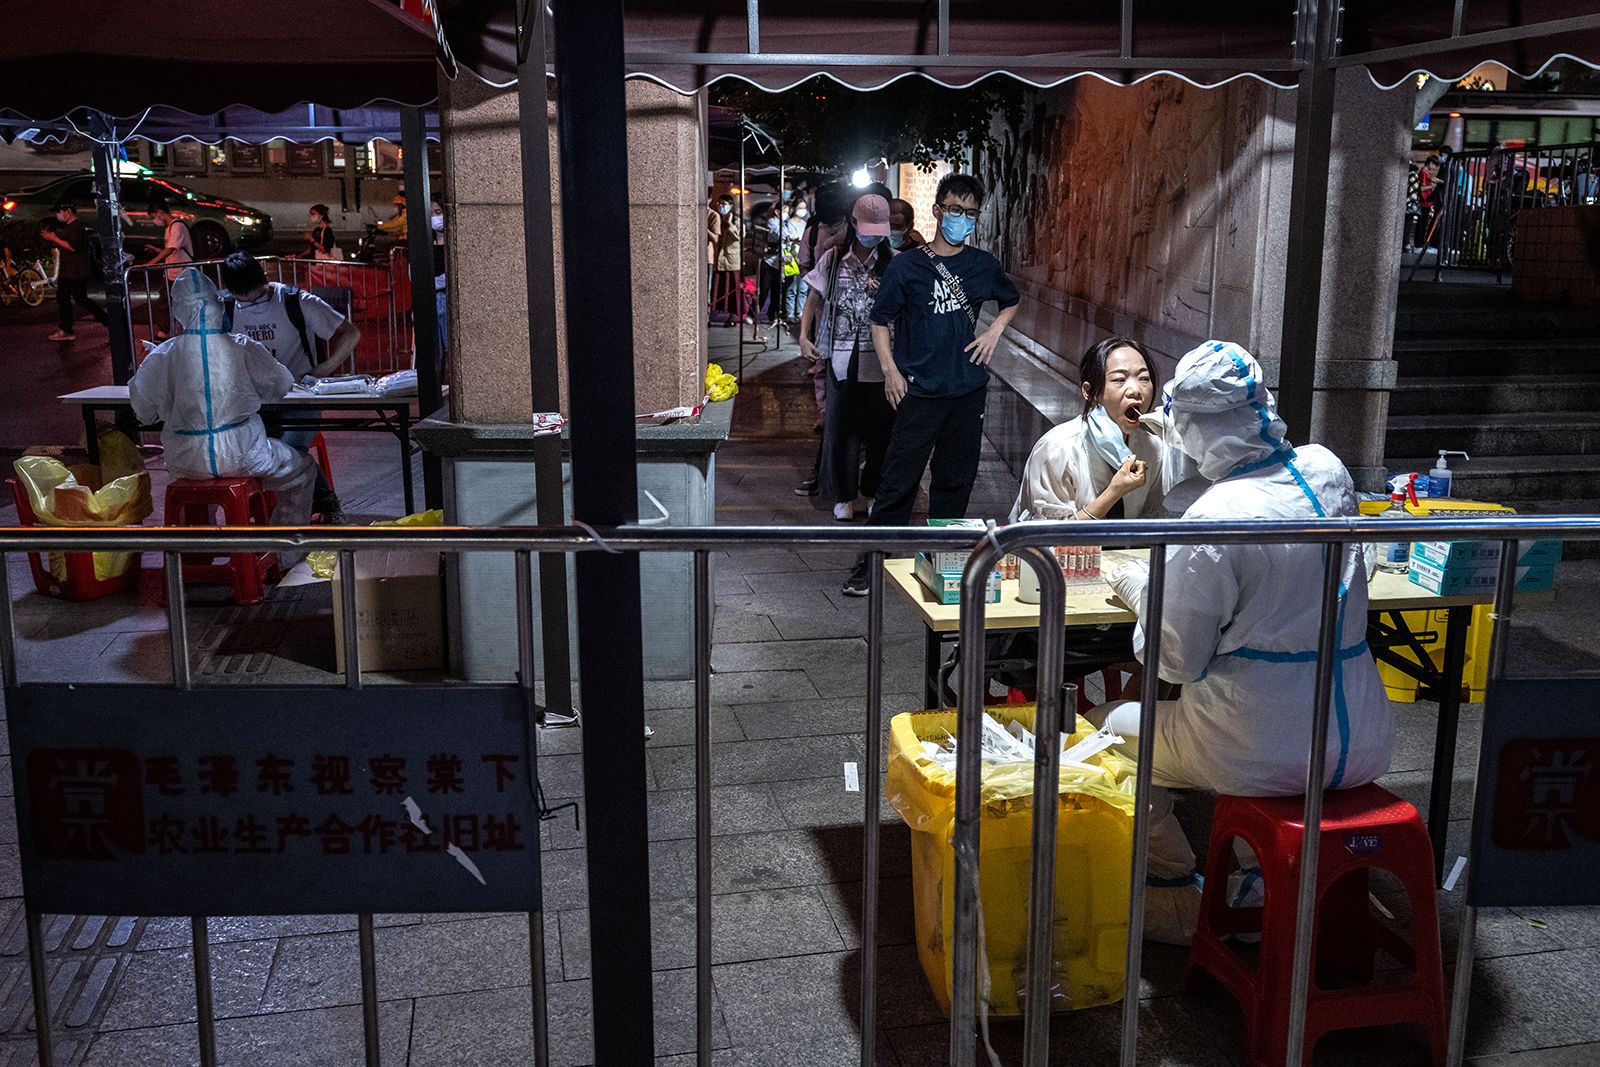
<box><xmin>742</xmin><ymin>570</ymin><xmax>853</xmax><ymax>595</ymax></box>
<box><xmin>709</xmin><ymin>670</ymin><xmax>820</xmax><ymax>706</ymax></box>
<box><xmin>84</xmin><ymin>999</ymin><xmax>413</xmax><ymax>1066</ymax></box>
<box><xmin>98</xmin><ymin>939</ymin><xmax>277</xmax><ymax>1029</ymax></box>
<box><xmin>541</xmin><ymin>840</ymin><xmax>698</xmax><ymax>911</ymax></box>
<box><xmin>717</xmin><ymin>589</ymin><xmax>866</xmax><ymax>641</ymax></box>
<box><xmin>1470</xmin><ymin>947</ymin><xmax>1600</xmax><ymax>1053</ymax></box>
<box><xmin>1378</xmin><ymin>767</ymin><xmax>1475</xmax><ymax>822</ymax></box>
<box><xmin>714</xmin><ymin>946</ymin><xmax>941</xmax><ymax>1047</ymax></box>
<box><xmin>409</xmin><ymin>969</ymin><xmax>727</xmax><ymax>1067</ymax></box>
<box><xmin>644</xmin><ymin>705</ymin><xmax>748</xmax><ymax>748</ymax></box>
<box><xmin>645</xmin><ymin>784</ymin><xmax>786</xmax><ymax>841</ymax></box>
<box><xmin>817</xmin><ymin>877</ymin><xmax>918</xmax><ymax>951</ymax></box>
<box><xmin>712</xmin><ymin>608</ymin><xmax>783</xmax><ymax>644</ymax></box>
<box><xmin>1504</xmin><ymin>905</ymin><xmax>1600</xmax><ymax>951</ymax></box>
<box><xmin>766</xmin><ymin>776</ymin><xmax>901</xmax><ymax>831</ymax></box>
<box><xmin>650</xmin><ymin>734</ymin><xmax>867</xmax><ymax>790</ymax></box>
<box><xmin>714</xmin><ymin>550</ymin><xmax>812</xmax><ymax>576</ymax></box>
<box><xmin>1469</xmin><ymin>1044</ymin><xmax>1600</xmax><ymax>1066</ymax></box>
<box><xmin>536</xmin><ymin>720</ymin><xmax>584</xmax><ymax>757</ymax></box>
<box><xmin>558</xmin><ymin>887</ymin><xmax>845</xmax><ymax>980</ymax></box>
<box><xmin>711</xmin><ymin>637</ymin><xmax>865</xmax><ymax>675</ymax></box>
<box><xmin>261</xmin><ymin>912</ymin><xmax>553</xmax><ymax>1011</ymax></box>
<box><xmin>12</xmin><ymin>632</ymin><xmax>118</xmax><ymax>684</ymax></box>
<box><xmin>732</xmin><ymin>693</ymin><xmax>920</xmax><ymax>741</ymax></box>
<box><xmin>136</xmin><ymin>915</ymin><xmax>359</xmax><ymax>952</ymax></box>
<box><xmin>706</xmin><ymin>827</ymin><xmax>910</xmax><ymax>896</ymax></box>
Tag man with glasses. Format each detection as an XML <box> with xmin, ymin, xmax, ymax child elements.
<box><xmin>841</xmin><ymin>173</ymin><xmax>1020</xmax><ymax>596</ymax></box>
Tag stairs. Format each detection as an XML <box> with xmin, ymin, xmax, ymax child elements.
<box><xmin>1384</xmin><ymin>283</ymin><xmax>1600</xmax><ymax>516</ymax></box>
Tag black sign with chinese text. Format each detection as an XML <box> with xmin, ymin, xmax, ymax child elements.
<box><xmin>1469</xmin><ymin>677</ymin><xmax>1600</xmax><ymax>907</ymax></box>
<box><xmin>5</xmin><ymin>685</ymin><xmax>541</xmax><ymax>916</ymax></box>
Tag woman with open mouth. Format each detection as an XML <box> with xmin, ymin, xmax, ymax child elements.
<box><xmin>1009</xmin><ymin>336</ymin><xmax>1181</xmax><ymax>523</ymax></box>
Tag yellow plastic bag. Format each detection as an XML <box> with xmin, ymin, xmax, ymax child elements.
<box><xmin>306</xmin><ymin>508</ymin><xmax>444</xmax><ymax>579</ymax></box>
<box><xmin>705</xmin><ymin>362</ymin><xmax>738</xmax><ymax>403</ymax></box>
<box><xmin>14</xmin><ymin>444</ymin><xmax>153</xmax><ymax>582</ymax></box>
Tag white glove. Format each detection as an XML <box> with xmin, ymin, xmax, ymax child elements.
<box><xmin>1107</xmin><ymin>562</ymin><xmax>1150</xmax><ymax>615</ymax></box>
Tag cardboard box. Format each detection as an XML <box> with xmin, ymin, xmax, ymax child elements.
<box><xmin>331</xmin><ymin>550</ymin><xmax>445</xmax><ymax>673</ymax></box>
<box><xmin>923</xmin><ymin>518</ymin><xmax>988</xmax><ymax>573</ymax></box>
<box><xmin>1410</xmin><ymin>539</ymin><xmax>1561</xmax><ymax>570</ymax></box>
<box><xmin>1407</xmin><ymin>557</ymin><xmax>1556</xmax><ymax>597</ymax></box>
<box><xmin>915</xmin><ymin>552</ymin><xmax>1001</xmax><ymax>606</ymax></box>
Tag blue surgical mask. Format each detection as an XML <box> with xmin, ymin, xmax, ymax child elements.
<box><xmin>888</xmin><ymin>230</ymin><xmax>906</xmax><ymax>249</ymax></box>
<box><xmin>858</xmin><ymin>234</ymin><xmax>885</xmax><ymax>249</ymax></box>
<box><xmin>939</xmin><ymin>211</ymin><xmax>976</xmax><ymax>245</ymax></box>
<box><xmin>1085</xmin><ymin>405</ymin><xmax>1132</xmax><ymax>470</ymax></box>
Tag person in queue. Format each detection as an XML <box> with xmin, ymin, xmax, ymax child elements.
<box><xmin>300</xmin><ymin>204</ymin><xmax>340</xmax><ymax>261</ymax></box>
<box><xmin>840</xmin><ymin>172</ymin><xmax>1020</xmax><ymax>596</ymax></box>
<box><xmin>130</xmin><ymin>269</ymin><xmax>318</xmax><ymax>532</ymax></box>
<box><xmin>219</xmin><ymin>252</ymin><xmax>358</xmax><ymax>523</ymax></box>
<box><xmin>41</xmin><ymin>201</ymin><xmax>109</xmax><ymax>343</ymax></box>
<box><xmin>1091</xmin><ymin>340</ymin><xmax>1396</xmax><ymax>944</ymax></box>
<box><xmin>709</xmin><ymin>194</ymin><xmax>742</xmax><ymax>326</ymax></box>
<box><xmin>1009</xmin><ymin>337</ymin><xmax>1177</xmax><ymax>522</ymax></box>
<box><xmin>889</xmin><ymin>198</ymin><xmax>926</xmax><ymax>250</ymax></box>
<box><xmin>800</xmin><ymin>193</ymin><xmax>897</xmax><ymax>521</ymax></box>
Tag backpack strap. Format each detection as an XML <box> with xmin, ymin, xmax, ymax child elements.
<box><xmin>282</xmin><ymin>286</ymin><xmax>316</xmax><ymax>367</ymax></box>
<box><xmin>921</xmin><ymin>245</ymin><xmax>976</xmax><ymax>326</ymax></box>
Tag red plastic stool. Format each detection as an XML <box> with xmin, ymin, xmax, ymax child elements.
<box><xmin>7</xmin><ymin>479</ymin><xmax>141</xmax><ymax>601</ymax></box>
<box><xmin>1187</xmin><ymin>784</ymin><xmax>1447</xmax><ymax>1067</ymax></box>
<box><xmin>163</xmin><ymin>477</ymin><xmax>281</xmax><ymax>605</ymax></box>
<box><xmin>309</xmin><ymin>432</ymin><xmax>335</xmax><ymax>490</ymax></box>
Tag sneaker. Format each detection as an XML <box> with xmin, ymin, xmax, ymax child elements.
<box><xmin>46</xmin><ymin>330</ymin><xmax>74</xmax><ymax>341</ymax></box>
<box><xmin>316</xmin><ymin>492</ymin><xmax>347</xmax><ymax>526</ymax></box>
<box><xmin>832</xmin><ymin>502</ymin><xmax>854</xmax><ymax>521</ymax></box>
<box><xmin>793</xmin><ymin>477</ymin><xmax>818</xmax><ymax>497</ymax></box>
<box><xmin>842</xmin><ymin>556</ymin><xmax>871</xmax><ymax>597</ymax></box>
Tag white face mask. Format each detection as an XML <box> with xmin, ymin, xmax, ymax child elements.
<box><xmin>795</xmin><ymin>207</ymin><xmax>808</xmax><ymax>219</ymax></box>
<box><xmin>430</xmin><ymin>214</ymin><xmax>444</xmax><ymax>232</ymax></box>
<box><xmin>718</xmin><ymin>204</ymin><xmax>731</xmax><ymax>215</ymax></box>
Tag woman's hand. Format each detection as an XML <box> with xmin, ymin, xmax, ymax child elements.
<box><xmin>798</xmin><ymin>337</ymin><xmax>822</xmax><ymax>365</ymax></box>
<box><xmin>1109</xmin><ymin>455</ymin><xmax>1148</xmax><ymax>498</ymax></box>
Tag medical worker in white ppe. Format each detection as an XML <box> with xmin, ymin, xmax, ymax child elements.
<box><xmin>1095</xmin><ymin>340</ymin><xmax>1396</xmax><ymax>944</ymax></box>
<box><xmin>129</xmin><ymin>269</ymin><xmax>318</xmax><ymax>527</ymax></box>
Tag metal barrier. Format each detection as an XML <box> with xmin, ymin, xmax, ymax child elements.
<box><xmin>1</xmin><ymin>514</ymin><xmax>1596</xmax><ymax>1066</ymax></box>
<box><xmin>124</xmin><ymin>254</ymin><xmax>414</xmax><ymax>375</ymax></box>
<box><xmin>1419</xmin><ymin>141</ymin><xmax>1600</xmax><ymax>280</ymax></box>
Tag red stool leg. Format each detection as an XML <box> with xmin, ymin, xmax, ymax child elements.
<box><xmin>310</xmin><ymin>432</ymin><xmax>334</xmax><ymax>490</ymax></box>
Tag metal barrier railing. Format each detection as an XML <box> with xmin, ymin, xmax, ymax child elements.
<box><xmin>124</xmin><ymin>254</ymin><xmax>414</xmax><ymax>375</ymax></box>
<box><xmin>2</xmin><ymin>514</ymin><xmax>1597</xmax><ymax>1067</ymax></box>
<box><xmin>1418</xmin><ymin>141</ymin><xmax>1600</xmax><ymax>281</ymax></box>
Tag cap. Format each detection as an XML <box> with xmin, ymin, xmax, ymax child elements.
<box><xmin>852</xmin><ymin>193</ymin><xmax>891</xmax><ymax>238</ymax></box>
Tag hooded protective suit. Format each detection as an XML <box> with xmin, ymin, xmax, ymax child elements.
<box><xmin>129</xmin><ymin>269</ymin><xmax>317</xmax><ymax>526</ymax></box>
<box><xmin>1106</xmin><ymin>341</ymin><xmax>1395</xmax><ymax>796</ymax></box>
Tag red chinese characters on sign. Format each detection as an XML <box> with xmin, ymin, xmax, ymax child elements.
<box><xmin>27</xmin><ymin>749</ymin><xmax>145</xmax><ymax>859</ymax></box>
<box><xmin>1492</xmin><ymin>739</ymin><xmax>1600</xmax><ymax>849</ymax></box>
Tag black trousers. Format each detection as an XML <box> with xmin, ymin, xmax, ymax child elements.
<box><xmin>821</xmin><ymin>371</ymin><xmax>895</xmax><ymax>505</ymax></box>
<box><xmin>57</xmin><ymin>278</ymin><xmax>108</xmax><ymax>333</ymax></box>
<box><xmin>868</xmin><ymin>385</ymin><xmax>986</xmax><ymax>526</ymax></box>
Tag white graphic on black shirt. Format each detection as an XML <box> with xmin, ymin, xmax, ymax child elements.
<box><xmin>930</xmin><ymin>279</ymin><xmax>964</xmax><ymax>316</ymax></box>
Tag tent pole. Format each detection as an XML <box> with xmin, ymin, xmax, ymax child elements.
<box><xmin>517</xmin><ymin>0</ymin><xmax>577</xmax><ymax>726</ymax></box>
<box><xmin>551</xmin><ymin>0</ymin><xmax>656</xmax><ymax>1062</ymax></box>
<box><xmin>1277</xmin><ymin>0</ymin><xmax>1338</xmax><ymax>441</ymax></box>
<box><xmin>400</xmin><ymin>105</ymin><xmax>443</xmax><ymax>508</ymax></box>
<box><xmin>88</xmin><ymin>114</ymin><xmax>135</xmax><ymax>400</ymax></box>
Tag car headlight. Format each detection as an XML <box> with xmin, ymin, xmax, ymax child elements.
<box><xmin>226</xmin><ymin>214</ymin><xmax>259</xmax><ymax>226</ymax></box>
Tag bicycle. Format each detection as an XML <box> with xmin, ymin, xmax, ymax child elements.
<box><xmin>0</xmin><ymin>247</ymin><xmax>55</xmax><ymax>308</ymax></box>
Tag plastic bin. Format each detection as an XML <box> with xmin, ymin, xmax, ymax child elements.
<box><xmin>886</xmin><ymin>703</ymin><xmax>1136</xmax><ymax>1018</ymax></box>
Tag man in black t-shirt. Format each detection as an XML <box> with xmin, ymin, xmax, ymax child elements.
<box><xmin>841</xmin><ymin>173</ymin><xmax>1020</xmax><ymax>596</ymax></box>
<box><xmin>42</xmin><ymin>202</ymin><xmax>109</xmax><ymax>342</ymax></box>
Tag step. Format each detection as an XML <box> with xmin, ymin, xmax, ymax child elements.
<box><xmin>1396</xmin><ymin>284</ymin><xmax>1600</xmax><ymax>339</ymax></box>
<box><xmin>1386</xmin><ymin>412</ymin><xmax>1600</xmax><ymax>461</ymax></box>
<box><xmin>1383</xmin><ymin>453</ymin><xmax>1600</xmax><ymax>503</ymax></box>
<box><xmin>1392</xmin><ymin>339</ymin><xmax>1600</xmax><ymax>379</ymax></box>
<box><xmin>1387</xmin><ymin>376</ymin><xmax>1600</xmax><ymax>417</ymax></box>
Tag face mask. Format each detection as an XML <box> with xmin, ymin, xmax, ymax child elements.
<box><xmin>795</xmin><ymin>207</ymin><xmax>808</xmax><ymax>219</ymax></box>
<box><xmin>939</xmin><ymin>211</ymin><xmax>976</xmax><ymax>245</ymax></box>
<box><xmin>430</xmin><ymin>214</ymin><xmax>444</xmax><ymax>232</ymax></box>
<box><xmin>857</xmin><ymin>234</ymin><xmax>885</xmax><ymax>249</ymax></box>
<box><xmin>1085</xmin><ymin>404</ymin><xmax>1132</xmax><ymax>470</ymax></box>
<box><xmin>888</xmin><ymin>230</ymin><xmax>906</xmax><ymax>249</ymax></box>
<box><xmin>718</xmin><ymin>204</ymin><xmax>731</xmax><ymax>215</ymax></box>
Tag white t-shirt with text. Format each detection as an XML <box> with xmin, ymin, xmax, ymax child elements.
<box><xmin>227</xmin><ymin>283</ymin><xmax>347</xmax><ymax>379</ymax></box>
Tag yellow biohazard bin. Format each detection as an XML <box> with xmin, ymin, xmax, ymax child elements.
<box><xmin>885</xmin><ymin>703</ymin><xmax>1135</xmax><ymax>1018</ymax></box>
<box><xmin>1374</xmin><ymin>605</ymin><xmax>1494</xmax><ymax>703</ymax></box>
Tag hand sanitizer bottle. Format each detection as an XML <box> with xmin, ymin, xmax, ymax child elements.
<box><xmin>1428</xmin><ymin>450</ymin><xmax>1470</xmax><ymax>498</ymax></box>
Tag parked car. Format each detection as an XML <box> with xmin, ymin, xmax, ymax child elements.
<box><xmin>0</xmin><ymin>172</ymin><xmax>273</xmax><ymax>260</ymax></box>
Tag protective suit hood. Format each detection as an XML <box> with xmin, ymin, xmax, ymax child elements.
<box><xmin>170</xmin><ymin>268</ymin><xmax>227</xmax><ymax>333</ymax></box>
<box><xmin>1165</xmin><ymin>341</ymin><xmax>1292</xmax><ymax>482</ymax></box>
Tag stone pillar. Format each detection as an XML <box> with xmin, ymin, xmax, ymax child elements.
<box><xmin>438</xmin><ymin>74</ymin><xmax>707</xmax><ymax>422</ymax></box>
<box><xmin>1256</xmin><ymin>68</ymin><xmax>1411</xmax><ymax>491</ymax></box>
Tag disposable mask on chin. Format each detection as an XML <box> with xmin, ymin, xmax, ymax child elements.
<box><xmin>1085</xmin><ymin>404</ymin><xmax>1132</xmax><ymax>469</ymax></box>
<box><xmin>939</xmin><ymin>212</ymin><xmax>976</xmax><ymax>244</ymax></box>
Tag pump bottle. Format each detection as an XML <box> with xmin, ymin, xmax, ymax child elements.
<box><xmin>1428</xmin><ymin>450</ymin><xmax>1470</xmax><ymax>498</ymax></box>
<box><xmin>1377</xmin><ymin>473</ymin><xmax>1419</xmax><ymax>572</ymax></box>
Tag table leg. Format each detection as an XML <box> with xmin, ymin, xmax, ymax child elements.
<box><xmin>84</xmin><ymin>406</ymin><xmax>101</xmax><ymax>464</ymax></box>
<box><xmin>924</xmin><ymin>627</ymin><xmax>943</xmax><ymax>711</ymax></box>
<box><xmin>1428</xmin><ymin>605</ymin><xmax>1471</xmax><ymax>885</ymax></box>
<box><xmin>398</xmin><ymin>407</ymin><xmax>416</xmax><ymax>515</ymax></box>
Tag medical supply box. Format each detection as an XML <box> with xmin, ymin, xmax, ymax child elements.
<box><xmin>914</xmin><ymin>552</ymin><xmax>1001</xmax><ymax>605</ymax></box>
